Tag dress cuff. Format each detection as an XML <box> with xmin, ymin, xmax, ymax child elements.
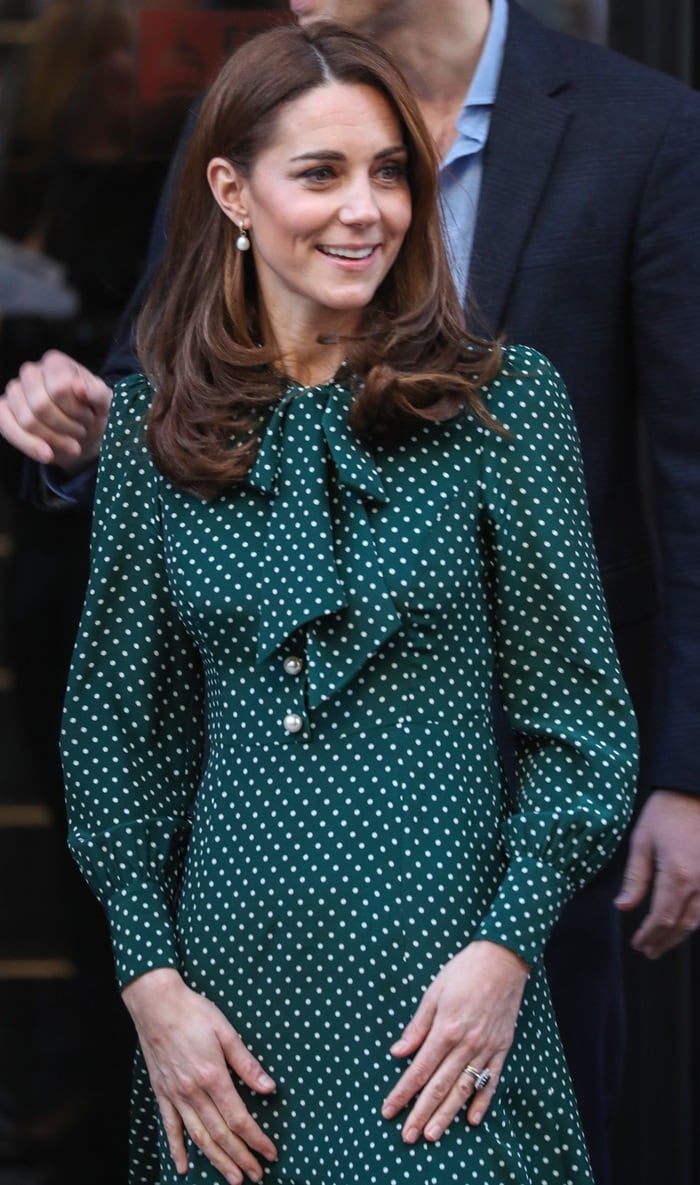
<box><xmin>105</xmin><ymin>881</ymin><xmax>181</xmax><ymax>989</ymax></box>
<box><xmin>475</xmin><ymin>856</ymin><xmax>573</xmax><ymax>967</ymax></box>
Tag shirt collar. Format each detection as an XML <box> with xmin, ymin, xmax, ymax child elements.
<box><xmin>442</xmin><ymin>0</ymin><xmax>509</xmax><ymax>166</ymax></box>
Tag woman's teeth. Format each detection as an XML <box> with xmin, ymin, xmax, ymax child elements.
<box><xmin>320</xmin><ymin>245</ymin><xmax>375</xmax><ymax>259</ymax></box>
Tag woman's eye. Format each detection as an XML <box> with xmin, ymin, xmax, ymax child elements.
<box><xmin>302</xmin><ymin>166</ymin><xmax>335</xmax><ymax>183</ymax></box>
<box><xmin>375</xmin><ymin>162</ymin><xmax>406</xmax><ymax>182</ymax></box>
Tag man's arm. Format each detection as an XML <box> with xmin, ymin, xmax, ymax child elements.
<box><xmin>0</xmin><ymin>99</ymin><xmax>203</xmax><ymax>495</ymax></box>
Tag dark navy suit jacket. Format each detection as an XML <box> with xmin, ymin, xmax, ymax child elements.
<box><xmin>469</xmin><ymin>2</ymin><xmax>700</xmax><ymax>801</ymax></box>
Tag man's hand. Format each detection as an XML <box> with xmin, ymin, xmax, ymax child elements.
<box><xmin>0</xmin><ymin>349</ymin><xmax>112</xmax><ymax>473</ymax></box>
<box><xmin>615</xmin><ymin>789</ymin><xmax>700</xmax><ymax>958</ymax></box>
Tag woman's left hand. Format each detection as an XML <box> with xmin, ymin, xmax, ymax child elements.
<box><xmin>381</xmin><ymin>939</ymin><xmax>530</xmax><ymax>1143</ymax></box>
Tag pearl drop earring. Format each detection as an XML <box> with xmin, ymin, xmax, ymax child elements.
<box><xmin>236</xmin><ymin>224</ymin><xmax>251</xmax><ymax>252</ymax></box>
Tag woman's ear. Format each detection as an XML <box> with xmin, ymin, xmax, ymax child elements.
<box><xmin>207</xmin><ymin>157</ymin><xmax>249</xmax><ymax>226</ymax></box>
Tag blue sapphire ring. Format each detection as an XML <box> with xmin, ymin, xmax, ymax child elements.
<box><xmin>462</xmin><ymin>1064</ymin><xmax>492</xmax><ymax>1091</ymax></box>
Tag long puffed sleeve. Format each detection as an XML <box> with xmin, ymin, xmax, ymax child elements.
<box><xmin>61</xmin><ymin>374</ymin><xmax>204</xmax><ymax>988</ymax></box>
<box><xmin>475</xmin><ymin>346</ymin><xmax>638</xmax><ymax>966</ymax></box>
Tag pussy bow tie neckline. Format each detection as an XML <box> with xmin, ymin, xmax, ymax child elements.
<box><xmin>246</xmin><ymin>378</ymin><xmax>402</xmax><ymax>709</ymax></box>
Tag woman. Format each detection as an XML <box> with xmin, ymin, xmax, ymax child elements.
<box><xmin>61</xmin><ymin>21</ymin><xmax>637</xmax><ymax>1185</ymax></box>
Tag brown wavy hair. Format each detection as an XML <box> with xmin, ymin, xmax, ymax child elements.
<box><xmin>137</xmin><ymin>20</ymin><xmax>503</xmax><ymax>498</ymax></box>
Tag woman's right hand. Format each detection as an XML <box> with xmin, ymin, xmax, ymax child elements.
<box><xmin>122</xmin><ymin>968</ymin><xmax>278</xmax><ymax>1184</ymax></box>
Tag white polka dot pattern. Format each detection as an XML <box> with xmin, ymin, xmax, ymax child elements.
<box><xmin>61</xmin><ymin>345</ymin><xmax>638</xmax><ymax>1184</ymax></box>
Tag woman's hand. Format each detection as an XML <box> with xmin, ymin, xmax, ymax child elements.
<box><xmin>122</xmin><ymin>968</ymin><xmax>277</xmax><ymax>1184</ymax></box>
<box><xmin>381</xmin><ymin>940</ymin><xmax>530</xmax><ymax>1144</ymax></box>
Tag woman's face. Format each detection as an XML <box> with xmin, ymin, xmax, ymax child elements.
<box><xmin>217</xmin><ymin>82</ymin><xmax>412</xmax><ymax>337</ymax></box>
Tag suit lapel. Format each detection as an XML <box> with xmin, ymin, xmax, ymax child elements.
<box><xmin>469</xmin><ymin>3</ymin><xmax>573</xmax><ymax>335</ymax></box>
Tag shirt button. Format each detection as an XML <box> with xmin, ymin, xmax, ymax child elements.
<box><xmin>283</xmin><ymin>712</ymin><xmax>304</xmax><ymax>734</ymax></box>
<box><xmin>283</xmin><ymin>655</ymin><xmax>304</xmax><ymax>677</ymax></box>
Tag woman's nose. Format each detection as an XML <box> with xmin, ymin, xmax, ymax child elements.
<box><xmin>337</xmin><ymin>178</ymin><xmax>381</xmax><ymax>226</ymax></box>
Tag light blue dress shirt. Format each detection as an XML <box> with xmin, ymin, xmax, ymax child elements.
<box><xmin>440</xmin><ymin>0</ymin><xmax>509</xmax><ymax>302</ymax></box>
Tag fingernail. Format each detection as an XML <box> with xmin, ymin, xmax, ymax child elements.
<box><xmin>403</xmin><ymin>1125</ymin><xmax>419</xmax><ymax>1144</ymax></box>
<box><xmin>381</xmin><ymin>1102</ymin><xmax>396</xmax><ymax>1119</ymax></box>
<box><xmin>425</xmin><ymin>1123</ymin><xmax>441</xmax><ymax>1141</ymax></box>
<box><xmin>469</xmin><ymin>1111</ymin><xmax>483</xmax><ymax>1125</ymax></box>
<box><xmin>257</xmin><ymin>1073</ymin><xmax>275</xmax><ymax>1089</ymax></box>
<box><xmin>390</xmin><ymin>1038</ymin><xmax>408</xmax><ymax>1054</ymax></box>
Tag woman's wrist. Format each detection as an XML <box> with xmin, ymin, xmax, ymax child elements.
<box><xmin>121</xmin><ymin>966</ymin><xmax>185</xmax><ymax>1014</ymax></box>
<box><xmin>467</xmin><ymin>938</ymin><xmax>531</xmax><ymax>978</ymax></box>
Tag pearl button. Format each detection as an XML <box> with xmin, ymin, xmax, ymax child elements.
<box><xmin>283</xmin><ymin>712</ymin><xmax>304</xmax><ymax>734</ymax></box>
<box><xmin>283</xmin><ymin>655</ymin><xmax>304</xmax><ymax>677</ymax></box>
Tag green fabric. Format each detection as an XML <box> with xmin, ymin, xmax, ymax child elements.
<box><xmin>62</xmin><ymin>344</ymin><xmax>637</xmax><ymax>1184</ymax></box>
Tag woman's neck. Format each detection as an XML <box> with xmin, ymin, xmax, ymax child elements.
<box><xmin>278</xmin><ymin>346</ymin><xmax>347</xmax><ymax>388</ymax></box>
<box><xmin>262</xmin><ymin>307</ymin><xmax>358</xmax><ymax>388</ymax></box>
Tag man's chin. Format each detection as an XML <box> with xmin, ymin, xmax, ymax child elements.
<box><xmin>289</xmin><ymin>1</ymin><xmax>318</xmax><ymax>26</ymax></box>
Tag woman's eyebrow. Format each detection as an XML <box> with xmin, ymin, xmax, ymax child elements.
<box><xmin>289</xmin><ymin>144</ymin><xmax>406</xmax><ymax>163</ymax></box>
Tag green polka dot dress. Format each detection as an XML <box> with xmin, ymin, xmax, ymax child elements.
<box><xmin>61</xmin><ymin>345</ymin><xmax>637</xmax><ymax>1184</ymax></box>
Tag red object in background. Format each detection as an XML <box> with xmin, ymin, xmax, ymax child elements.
<box><xmin>139</xmin><ymin>9</ymin><xmax>292</xmax><ymax>103</ymax></box>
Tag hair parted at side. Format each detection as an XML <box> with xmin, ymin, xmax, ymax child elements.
<box><xmin>137</xmin><ymin>20</ymin><xmax>504</xmax><ymax>499</ymax></box>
